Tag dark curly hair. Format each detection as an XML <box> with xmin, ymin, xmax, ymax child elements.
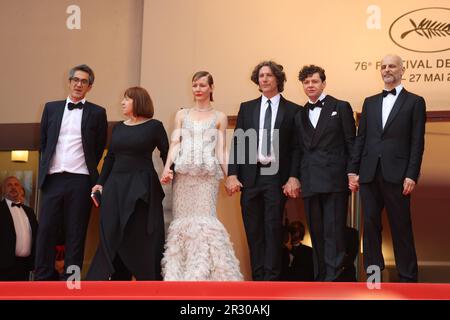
<box><xmin>298</xmin><ymin>65</ymin><xmax>326</xmax><ymax>82</ymax></box>
<box><xmin>251</xmin><ymin>61</ymin><xmax>286</xmax><ymax>93</ymax></box>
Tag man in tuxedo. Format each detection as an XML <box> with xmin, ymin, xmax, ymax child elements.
<box><xmin>35</xmin><ymin>64</ymin><xmax>108</xmax><ymax>280</ymax></box>
<box><xmin>348</xmin><ymin>54</ymin><xmax>426</xmax><ymax>282</ymax></box>
<box><xmin>294</xmin><ymin>65</ymin><xmax>356</xmax><ymax>281</ymax></box>
<box><xmin>226</xmin><ymin>61</ymin><xmax>300</xmax><ymax>280</ymax></box>
<box><xmin>0</xmin><ymin>176</ymin><xmax>38</xmax><ymax>281</ymax></box>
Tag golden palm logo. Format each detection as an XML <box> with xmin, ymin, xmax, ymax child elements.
<box><xmin>389</xmin><ymin>8</ymin><xmax>449</xmax><ymax>53</ymax></box>
<box><xmin>401</xmin><ymin>18</ymin><xmax>450</xmax><ymax>39</ymax></box>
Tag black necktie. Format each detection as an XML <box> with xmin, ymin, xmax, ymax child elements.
<box><xmin>307</xmin><ymin>100</ymin><xmax>323</xmax><ymax>111</ymax></box>
<box><xmin>68</xmin><ymin>102</ymin><xmax>84</xmax><ymax>110</ymax></box>
<box><xmin>262</xmin><ymin>99</ymin><xmax>272</xmax><ymax>157</ymax></box>
<box><xmin>382</xmin><ymin>88</ymin><xmax>397</xmax><ymax>98</ymax></box>
<box><xmin>11</xmin><ymin>202</ymin><xmax>22</xmax><ymax>208</ymax></box>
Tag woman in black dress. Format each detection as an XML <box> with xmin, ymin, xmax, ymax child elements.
<box><xmin>87</xmin><ymin>87</ymin><xmax>169</xmax><ymax>280</ymax></box>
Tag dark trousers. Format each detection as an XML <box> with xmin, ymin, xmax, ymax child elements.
<box><xmin>304</xmin><ymin>192</ymin><xmax>348</xmax><ymax>281</ymax></box>
<box><xmin>35</xmin><ymin>173</ymin><xmax>92</xmax><ymax>280</ymax></box>
<box><xmin>360</xmin><ymin>163</ymin><xmax>418</xmax><ymax>282</ymax></box>
<box><xmin>110</xmin><ymin>255</ymin><xmax>132</xmax><ymax>281</ymax></box>
<box><xmin>0</xmin><ymin>257</ymin><xmax>32</xmax><ymax>281</ymax></box>
<box><xmin>241</xmin><ymin>170</ymin><xmax>285</xmax><ymax>281</ymax></box>
<box><xmin>87</xmin><ymin>200</ymin><xmax>163</xmax><ymax>281</ymax></box>
<box><xmin>115</xmin><ymin>200</ymin><xmax>163</xmax><ymax>281</ymax></box>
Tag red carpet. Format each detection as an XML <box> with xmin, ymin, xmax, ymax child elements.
<box><xmin>1</xmin><ymin>281</ymin><xmax>450</xmax><ymax>300</ymax></box>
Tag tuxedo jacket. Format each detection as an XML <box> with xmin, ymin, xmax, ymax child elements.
<box><xmin>0</xmin><ymin>199</ymin><xmax>38</xmax><ymax>269</ymax></box>
<box><xmin>228</xmin><ymin>95</ymin><xmax>300</xmax><ymax>188</ymax></box>
<box><xmin>39</xmin><ymin>100</ymin><xmax>108</xmax><ymax>188</ymax></box>
<box><xmin>349</xmin><ymin>89</ymin><xmax>426</xmax><ymax>184</ymax></box>
<box><xmin>294</xmin><ymin>95</ymin><xmax>356</xmax><ymax>197</ymax></box>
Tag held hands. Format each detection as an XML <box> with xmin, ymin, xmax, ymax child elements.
<box><xmin>160</xmin><ymin>168</ymin><xmax>174</xmax><ymax>185</ymax></box>
<box><xmin>225</xmin><ymin>175</ymin><xmax>243</xmax><ymax>196</ymax></box>
<box><xmin>403</xmin><ymin>177</ymin><xmax>416</xmax><ymax>195</ymax></box>
<box><xmin>348</xmin><ymin>175</ymin><xmax>359</xmax><ymax>192</ymax></box>
<box><xmin>283</xmin><ymin>177</ymin><xmax>301</xmax><ymax>198</ymax></box>
<box><xmin>91</xmin><ymin>184</ymin><xmax>103</xmax><ymax>194</ymax></box>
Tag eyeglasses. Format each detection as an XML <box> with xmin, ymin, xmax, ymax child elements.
<box><xmin>70</xmin><ymin>77</ymin><xmax>90</xmax><ymax>86</ymax></box>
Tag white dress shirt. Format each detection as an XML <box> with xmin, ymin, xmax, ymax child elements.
<box><xmin>382</xmin><ymin>84</ymin><xmax>404</xmax><ymax>129</ymax></box>
<box><xmin>258</xmin><ymin>94</ymin><xmax>280</xmax><ymax>163</ymax></box>
<box><xmin>48</xmin><ymin>97</ymin><xmax>89</xmax><ymax>175</ymax></box>
<box><xmin>5</xmin><ymin>199</ymin><xmax>32</xmax><ymax>257</ymax></box>
<box><xmin>308</xmin><ymin>93</ymin><xmax>327</xmax><ymax>128</ymax></box>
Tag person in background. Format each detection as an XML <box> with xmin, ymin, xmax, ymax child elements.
<box><xmin>0</xmin><ymin>176</ymin><xmax>38</xmax><ymax>281</ymax></box>
<box><xmin>339</xmin><ymin>226</ymin><xmax>359</xmax><ymax>282</ymax></box>
<box><xmin>280</xmin><ymin>223</ymin><xmax>293</xmax><ymax>281</ymax></box>
<box><xmin>288</xmin><ymin>220</ymin><xmax>314</xmax><ymax>281</ymax></box>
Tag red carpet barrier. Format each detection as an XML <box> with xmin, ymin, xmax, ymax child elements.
<box><xmin>1</xmin><ymin>281</ymin><xmax>450</xmax><ymax>300</ymax></box>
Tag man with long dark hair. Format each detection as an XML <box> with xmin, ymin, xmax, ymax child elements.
<box><xmin>226</xmin><ymin>61</ymin><xmax>300</xmax><ymax>280</ymax></box>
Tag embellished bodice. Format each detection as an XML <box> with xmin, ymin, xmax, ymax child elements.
<box><xmin>173</xmin><ymin>109</ymin><xmax>223</xmax><ymax>179</ymax></box>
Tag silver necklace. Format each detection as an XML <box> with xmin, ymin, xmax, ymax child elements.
<box><xmin>193</xmin><ymin>106</ymin><xmax>213</xmax><ymax>112</ymax></box>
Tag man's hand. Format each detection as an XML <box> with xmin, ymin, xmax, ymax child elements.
<box><xmin>283</xmin><ymin>177</ymin><xmax>301</xmax><ymax>198</ymax></box>
<box><xmin>225</xmin><ymin>175</ymin><xmax>243</xmax><ymax>196</ymax></box>
<box><xmin>403</xmin><ymin>177</ymin><xmax>416</xmax><ymax>195</ymax></box>
<box><xmin>348</xmin><ymin>174</ymin><xmax>359</xmax><ymax>192</ymax></box>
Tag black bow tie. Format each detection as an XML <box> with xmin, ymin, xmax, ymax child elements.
<box><xmin>68</xmin><ymin>102</ymin><xmax>84</xmax><ymax>110</ymax></box>
<box><xmin>11</xmin><ymin>202</ymin><xmax>22</xmax><ymax>208</ymax></box>
<box><xmin>307</xmin><ymin>100</ymin><xmax>323</xmax><ymax>111</ymax></box>
<box><xmin>382</xmin><ymin>88</ymin><xmax>397</xmax><ymax>97</ymax></box>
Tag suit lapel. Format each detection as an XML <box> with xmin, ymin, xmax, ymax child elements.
<box><xmin>300</xmin><ymin>107</ymin><xmax>314</xmax><ymax>148</ymax></box>
<box><xmin>0</xmin><ymin>200</ymin><xmax>15</xmax><ymax>236</ymax></box>
<box><xmin>310</xmin><ymin>98</ymin><xmax>333</xmax><ymax>147</ymax></box>
<box><xmin>274</xmin><ymin>95</ymin><xmax>286</xmax><ymax>129</ymax></box>
<box><xmin>0</xmin><ymin>200</ymin><xmax>10</xmax><ymax>220</ymax></box>
<box><xmin>383</xmin><ymin>89</ymin><xmax>408</xmax><ymax>133</ymax></box>
<box><xmin>252</xmin><ymin>97</ymin><xmax>262</xmax><ymax>149</ymax></box>
<box><xmin>374</xmin><ymin>94</ymin><xmax>383</xmax><ymax>134</ymax></box>
<box><xmin>54</xmin><ymin>101</ymin><xmax>66</xmax><ymax>138</ymax></box>
<box><xmin>81</xmin><ymin>102</ymin><xmax>91</xmax><ymax>132</ymax></box>
<box><xmin>252</xmin><ymin>97</ymin><xmax>261</xmax><ymax>130</ymax></box>
<box><xmin>271</xmin><ymin>96</ymin><xmax>286</xmax><ymax>161</ymax></box>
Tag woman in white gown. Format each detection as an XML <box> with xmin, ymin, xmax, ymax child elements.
<box><xmin>160</xmin><ymin>71</ymin><xmax>243</xmax><ymax>281</ymax></box>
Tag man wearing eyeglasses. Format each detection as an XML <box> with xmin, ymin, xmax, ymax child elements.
<box><xmin>35</xmin><ymin>64</ymin><xmax>108</xmax><ymax>280</ymax></box>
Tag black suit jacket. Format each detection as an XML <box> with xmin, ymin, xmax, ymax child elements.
<box><xmin>228</xmin><ymin>95</ymin><xmax>300</xmax><ymax>188</ymax></box>
<box><xmin>39</xmin><ymin>100</ymin><xmax>108</xmax><ymax>188</ymax></box>
<box><xmin>0</xmin><ymin>199</ymin><xmax>38</xmax><ymax>269</ymax></box>
<box><xmin>295</xmin><ymin>95</ymin><xmax>356</xmax><ymax>197</ymax></box>
<box><xmin>349</xmin><ymin>89</ymin><xmax>426</xmax><ymax>184</ymax></box>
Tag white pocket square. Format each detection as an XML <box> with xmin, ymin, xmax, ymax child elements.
<box><xmin>331</xmin><ymin>111</ymin><xmax>337</xmax><ymax>116</ymax></box>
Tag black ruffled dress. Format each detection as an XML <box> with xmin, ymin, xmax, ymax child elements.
<box><xmin>87</xmin><ymin>120</ymin><xmax>168</xmax><ymax>280</ymax></box>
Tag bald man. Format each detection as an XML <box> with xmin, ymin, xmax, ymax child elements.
<box><xmin>0</xmin><ymin>177</ymin><xmax>38</xmax><ymax>280</ymax></box>
<box><xmin>348</xmin><ymin>54</ymin><xmax>426</xmax><ymax>282</ymax></box>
